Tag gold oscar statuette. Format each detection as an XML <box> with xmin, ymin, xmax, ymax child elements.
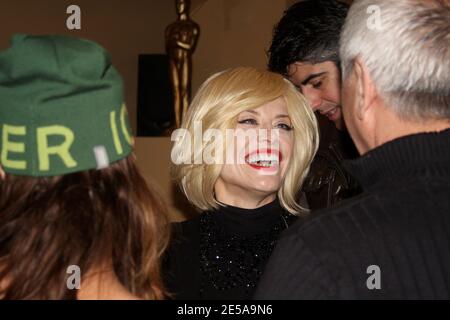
<box><xmin>165</xmin><ymin>0</ymin><xmax>200</xmax><ymax>128</ymax></box>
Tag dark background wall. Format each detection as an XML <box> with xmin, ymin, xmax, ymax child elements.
<box><xmin>0</xmin><ymin>0</ymin><xmax>175</xmax><ymax>133</ymax></box>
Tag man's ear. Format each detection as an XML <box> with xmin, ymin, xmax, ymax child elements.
<box><xmin>353</xmin><ymin>57</ymin><xmax>378</xmax><ymax>121</ymax></box>
<box><xmin>0</xmin><ymin>166</ymin><xmax>4</xmax><ymax>180</ymax></box>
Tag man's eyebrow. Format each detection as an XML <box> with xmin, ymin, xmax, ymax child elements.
<box><xmin>301</xmin><ymin>72</ymin><xmax>327</xmax><ymax>86</ymax></box>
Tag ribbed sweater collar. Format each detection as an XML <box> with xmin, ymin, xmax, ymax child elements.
<box><xmin>344</xmin><ymin>128</ymin><xmax>450</xmax><ymax>190</ymax></box>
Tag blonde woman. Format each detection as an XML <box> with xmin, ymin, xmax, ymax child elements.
<box><xmin>166</xmin><ymin>67</ymin><xmax>319</xmax><ymax>299</ymax></box>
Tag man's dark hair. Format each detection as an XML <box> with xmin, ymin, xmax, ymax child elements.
<box><xmin>268</xmin><ymin>0</ymin><xmax>349</xmax><ymax>76</ymax></box>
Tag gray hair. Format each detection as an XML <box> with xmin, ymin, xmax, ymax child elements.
<box><xmin>340</xmin><ymin>0</ymin><xmax>450</xmax><ymax>121</ymax></box>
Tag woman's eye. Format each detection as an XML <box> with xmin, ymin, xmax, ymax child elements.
<box><xmin>237</xmin><ymin>118</ymin><xmax>258</xmax><ymax>125</ymax></box>
<box><xmin>276</xmin><ymin>123</ymin><xmax>293</xmax><ymax>131</ymax></box>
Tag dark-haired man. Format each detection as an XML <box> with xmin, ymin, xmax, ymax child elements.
<box><xmin>269</xmin><ymin>0</ymin><xmax>359</xmax><ymax>210</ymax></box>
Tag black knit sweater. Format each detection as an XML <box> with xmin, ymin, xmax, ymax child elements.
<box><xmin>255</xmin><ymin>129</ymin><xmax>450</xmax><ymax>299</ymax></box>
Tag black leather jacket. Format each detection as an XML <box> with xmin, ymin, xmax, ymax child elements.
<box><xmin>302</xmin><ymin>114</ymin><xmax>361</xmax><ymax>211</ymax></box>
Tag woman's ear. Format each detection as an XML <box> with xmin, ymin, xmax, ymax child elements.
<box><xmin>0</xmin><ymin>165</ymin><xmax>5</xmax><ymax>180</ymax></box>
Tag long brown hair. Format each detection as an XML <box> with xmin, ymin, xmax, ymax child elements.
<box><xmin>0</xmin><ymin>155</ymin><xmax>170</xmax><ymax>299</ymax></box>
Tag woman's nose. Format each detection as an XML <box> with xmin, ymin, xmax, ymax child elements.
<box><xmin>258</xmin><ymin>122</ymin><xmax>273</xmax><ymax>133</ymax></box>
<box><xmin>257</xmin><ymin>125</ymin><xmax>280</xmax><ymax>146</ymax></box>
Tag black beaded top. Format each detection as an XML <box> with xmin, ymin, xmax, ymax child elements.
<box><xmin>164</xmin><ymin>199</ymin><xmax>297</xmax><ymax>300</ymax></box>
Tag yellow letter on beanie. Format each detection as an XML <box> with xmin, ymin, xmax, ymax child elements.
<box><xmin>110</xmin><ymin>110</ymin><xmax>123</xmax><ymax>155</ymax></box>
<box><xmin>37</xmin><ymin>126</ymin><xmax>77</xmax><ymax>171</ymax></box>
<box><xmin>120</xmin><ymin>104</ymin><xmax>133</xmax><ymax>146</ymax></box>
<box><xmin>1</xmin><ymin>124</ymin><xmax>27</xmax><ymax>170</ymax></box>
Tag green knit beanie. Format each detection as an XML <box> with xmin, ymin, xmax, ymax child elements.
<box><xmin>0</xmin><ymin>34</ymin><xmax>133</xmax><ymax>177</ymax></box>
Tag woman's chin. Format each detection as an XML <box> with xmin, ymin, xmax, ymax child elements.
<box><xmin>247</xmin><ymin>178</ymin><xmax>281</xmax><ymax>196</ymax></box>
<box><xmin>243</xmin><ymin>164</ymin><xmax>283</xmax><ymax>186</ymax></box>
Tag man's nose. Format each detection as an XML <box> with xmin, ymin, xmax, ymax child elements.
<box><xmin>302</xmin><ymin>87</ymin><xmax>322</xmax><ymax>111</ymax></box>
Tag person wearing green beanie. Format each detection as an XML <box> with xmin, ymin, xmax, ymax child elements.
<box><xmin>0</xmin><ymin>34</ymin><xmax>170</xmax><ymax>299</ymax></box>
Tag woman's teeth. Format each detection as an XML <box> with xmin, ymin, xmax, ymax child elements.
<box><xmin>252</xmin><ymin>160</ymin><xmax>275</xmax><ymax>167</ymax></box>
<box><xmin>246</xmin><ymin>153</ymin><xmax>279</xmax><ymax>167</ymax></box>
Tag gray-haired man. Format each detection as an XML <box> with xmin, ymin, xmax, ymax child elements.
<box><xmin>256</xmin><ymin>0</ymin><xmax>450</xmax><ymax>299</ymax></box>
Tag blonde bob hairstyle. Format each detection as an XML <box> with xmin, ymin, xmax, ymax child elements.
<box><xmin>171</xmin><ymin>67</ymin><xmax>318</xmax><ymax>214</ymax></box>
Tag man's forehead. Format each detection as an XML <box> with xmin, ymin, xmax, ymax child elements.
<box><xmin>288</xmin><ymin>61</ymin><xmax>336</xmax><ymax>83</ymax></box>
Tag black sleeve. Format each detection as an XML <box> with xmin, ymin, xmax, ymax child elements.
<box><xmin>254</xmin><ymin>231</ymin><xmax>338</xmax><ymax>300</ymax></box>
<box><xmin>162</xmin><ymin>223</ymin><xmax>183</xmax><ymax>299</ymax></box>
<box><xmin>162</xmin><ymin>220</ymin><xmax>201</xmax><ymax>300</ymax></box>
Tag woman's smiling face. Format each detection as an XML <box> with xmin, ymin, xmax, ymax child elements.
<box><xmin>214</xmin><ymin>97</ymin><xmax>294</xmax><ymax>207</ymax></box>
